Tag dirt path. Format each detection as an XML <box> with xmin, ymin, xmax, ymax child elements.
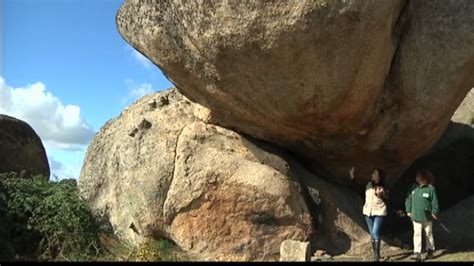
<box><xmin>329</xmin><ymin>249</ymin><xmax>474</xmax><ymax>262</ymax></box>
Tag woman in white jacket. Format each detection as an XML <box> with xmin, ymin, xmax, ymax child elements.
<box><xmin>349</xmin><ymin>167</ymin><xmax>388</xmax><ymax>262</ymax></box>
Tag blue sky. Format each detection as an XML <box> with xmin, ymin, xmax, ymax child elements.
<box><xmin>1</xmin><ymin>0</ymin><xmax>172</xmax><ymax>179</ymax></box>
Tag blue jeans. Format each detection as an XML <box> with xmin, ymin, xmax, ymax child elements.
<box><xmin>365</xmin><ymin>215</ymin><xmax>384</xmax><ymax>241</ymax></box>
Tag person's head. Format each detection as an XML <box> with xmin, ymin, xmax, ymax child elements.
<box><xmin>416</xmin><ymin>169</ymin><xmax>434</xmax><ymax>185</ymax></box>
<box><xmin>371</xmin><ymin>168</ymin><xmax>386</xmax><ymax>185</ymax></box>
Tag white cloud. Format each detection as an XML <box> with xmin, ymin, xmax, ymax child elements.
<box><xmin>0</xmin><ymin>77</ymin><xmax>95</xmax><ymax>150</ymax></box>
<box><xmin>0</xmin><ymin>77</ymin><xmax>94</xmax><ymax>180</ymax></box>
<box><xmin>130</xmin><ymin>83</ymin><xmax>154</xmax><ymax>98</ymax></box>
<box><xmin>48</xmin><ymin>152</ymin><xmax>83</xmax><ymax>180</ymax></box>
<box><xmin>122</xmin><ymin>79</ymin><xmax>155</xmax><ymax>104</ymax></box>
<box><xmin>48</xmin><ymin>155</ymin><xmax>64</xmax><ymax>172</ymax></box>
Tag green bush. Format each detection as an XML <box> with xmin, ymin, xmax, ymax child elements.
<box><xmin>0</xmin><ymin>172</ymin><xmax>185</xmax><ymax>262</ymax></box>
<box><xmin>0</xmin><ymin>173</ymin><xmax>101</xmax><ymax>261</ymax></box>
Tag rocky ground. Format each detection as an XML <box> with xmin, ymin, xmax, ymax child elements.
<box><xmin>320</xmin><ymin>249</ymin><xmax>474</xmax><ymax>262</ymax></box>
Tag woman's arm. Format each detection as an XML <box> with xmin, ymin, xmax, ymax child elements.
<box><xmin>374</xmin><ymin>186</ymin><xmax>388</xmax><ymax>199</ymax></box>
<box><xmin>349</xmin><ymin>166</ymin><xmax>355</xmax><ymax>180</ymax></box>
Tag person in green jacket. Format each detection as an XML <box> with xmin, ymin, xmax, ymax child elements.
<box><xmin>405</xmin><ymin>169</ymin><xmax>439</xmax><ymax>262</ymax></box>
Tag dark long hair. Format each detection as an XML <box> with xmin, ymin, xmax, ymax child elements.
<box><xmin>372</xmin><ymin>168</ymin><xmax>386</xmax><ymax>188</ymax></box>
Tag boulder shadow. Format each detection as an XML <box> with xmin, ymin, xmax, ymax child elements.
<box><xmin>241</xmin><ymin>132</ymin><xmax>375</xmax><ymax>256</ymax></box>
<box><xmin>387</xmin><ymin>122</ymin><xmax>474</xmax><ymax>250</ymax></box>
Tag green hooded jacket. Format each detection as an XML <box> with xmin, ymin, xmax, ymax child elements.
<box><xmin>405</xmin><ymin>183</ymin><xmax>440</xmax><ymax>222</ymax></box>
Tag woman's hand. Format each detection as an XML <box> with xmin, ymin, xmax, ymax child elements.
<box><xmin>432</xmin><ymin>213</ymin><xmax>438</xmax><ymax>220</ymax></box>
<box><xmin>407</xmin><ymin>212</ymin><xmax>411</xmax><ymax>217</ymax></box>
<box><xmin>349</xmin><ymin>166</ymin><xmax>355</xmax><ymax>180</ymax></box>
<box><xmin>374</xmin><ymin>186</ymin><xmax>382</xmax><ymax>195</ymax></box>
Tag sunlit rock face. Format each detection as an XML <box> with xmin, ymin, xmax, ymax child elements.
<box><xmin>117</xmin><ymin>0</ymin><xmax>474</xmax><ymax>183</ymax></box>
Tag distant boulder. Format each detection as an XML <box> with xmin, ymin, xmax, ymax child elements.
<box><xmin>0</xmin><ymin>115</ymin><xmax>49</xmax><ymax>179</ymax></box>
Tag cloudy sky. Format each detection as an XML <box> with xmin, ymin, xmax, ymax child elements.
<box><xmin>1</xmin><ymin>0</ymin><xmax>172</xmax><ymax>179</ymax></box>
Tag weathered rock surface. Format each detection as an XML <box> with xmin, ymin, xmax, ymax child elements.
<box><xmin>389</xmin><ymin>123</ymin><xmax>474</xmax><ymax>213</ymax></box>
<box><xmin>390</xmin><ymin>89</ymin><xmax>474</xmax><ymax>207</ymax></box>
<box><xmin>279</xmin><ymin>240</ymin><xmax>310</xmax><ymax>262</ymax></box>
<box><xmin>78</xmin><ymin>89</ymin><xmax>313</xmax><ymax>261</ymax></box>
<box><xmin>452</xmin><ymin>89</ymin><xmax>473</xmax><ymax>126</ymax></box>
<box><xmin>117</xmin><ymin>0</ymin><xmax>474</xmax><ymax>183</ymax></box>
<box><xmin>293</xmin><ymin>162</ymin><xmax>374</xmax><ymax>256</ymax></box>
<box><xmin>0</xmin><ymin>114</ymin><xmax>50</xmax><ymax>179</ymax></box>
<box><xmin>386</xmin><ymin>129</ymin><xmax>474</xmax><ymax>244</ymax></box>
<box><xmin>79</xmin><ymin>88</ymin><xmax>382</xmax><ymax>260</ymax></box>
<box><xmin>433</xmin><ymin>196</ymin><xmax>474</xmax><ymax>249</ymax></box>
<box><xmin>395</xmin><ymin>197</ymin><xmax>474</xmax><ymax>251</ymax></box>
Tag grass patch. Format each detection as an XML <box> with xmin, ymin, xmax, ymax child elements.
<box><xmin>432</xmin><ymin>251</ymin><xmax>474</xmax><ymax>262</ymax></box>
<box><xmin>90</xmin><ymin>234</ymin><xmax>185</xmax><ymax>262</ymax></box>
<box><xmin>124</xmin><ymin>239</ymin><xmax>185</xmax><ymax>261</ymax></box>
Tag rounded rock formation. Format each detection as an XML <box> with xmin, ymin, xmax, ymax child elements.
<box><xmin>117</xmin><ymin>0</ymin><xmax>474</xmax><ymax>183</ymax></box>
<box><xmin>0</xmin><ymin>114</ymin><xmax>50</xmax><ymax>179</ymax></box>
<box><xmin>78</xmin><ymin>89</ymin><xmax>314</xmax><ymax>261</ymax></box>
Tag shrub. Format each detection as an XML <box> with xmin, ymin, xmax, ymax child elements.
<box><xmin>0</xmin><ymin>173</ymin><xmax>101</xmax><ymax>261</ymax></box>
<box><xmin>0</xmin><ymin>172</ymin><xmax>185</xmax><ymax>262</ymax></box>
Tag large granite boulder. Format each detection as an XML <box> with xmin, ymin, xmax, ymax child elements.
<box><xmin>0</xmin><ymin>114</ymin><xmax>50</xmax><ymax>179</ymax></box>
<box><xmin>79</xmin><ymin>89</ymin><xmax>378</xmax><ymax>260</ymax></box>
<box><xmin>78</xmin><ymin>89</ymin><xmax>314</xmax><ymax>261</ymax></box>
<box><xmin>116</xmin><ymin>0</ymin><xmax>474</xmax><ymax>183</ymax></box>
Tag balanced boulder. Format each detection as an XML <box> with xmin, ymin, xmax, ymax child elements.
<box><xmin>117</xmin><ymin>0</ymin><xmax>474</xmax><ymax>183</ymax></box>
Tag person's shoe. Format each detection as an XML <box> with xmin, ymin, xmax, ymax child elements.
<box><xmin>374</xmin><ymin>240</ymin><xmax>381</xmax><ymax>262</ymax></box>
<box><xmin>425</xmin><ymin>249</ymin><xmax>435</xmax><ymax>260</ymax></box>
<box><xmin>410</xmin><ymin>253</ymin><xmax>422</xmax><ymax>262</ymax></box>
<box><xmin>371</xmin><ymin>239</ymin><xmax>376</xmax><ymax>261</ymax></box>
